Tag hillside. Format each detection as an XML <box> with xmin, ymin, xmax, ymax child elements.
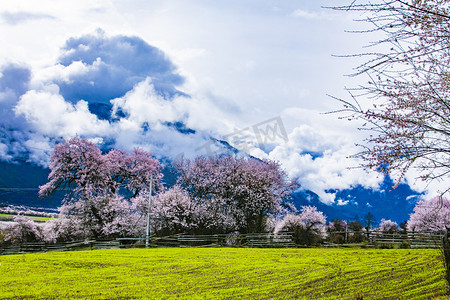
<box><xmin>0</xmin><ymin>161</ymin><xmax>61</xmax><ymax>211</ymax></box>
<box><xmin>291</xmin><ymin>175</ymin><xmax>420</xmax><ymax>225</ymax></box>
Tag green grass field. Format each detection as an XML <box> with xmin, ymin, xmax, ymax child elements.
<box><xmin>0</xmin><ymin>213</ymin><xmax>52</xmax><ymax>222</ymax></box>
<box><xmin>0</xmin><ymin>248</ymin><xmax>447</xmax><ymax>299</ymax></box>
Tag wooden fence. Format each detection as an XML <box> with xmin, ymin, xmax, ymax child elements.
<box><xmin>369</xmin><ymin>231</ymin><xmax>444</xmax><ymax>248</ymax></box>
<box><xmin>145</xmin><ymin>232</ymin><xmax>295</xmax><ymax>248</ymax></box>
<box><xmin>326</xmin><ymin>231</ymin><xmax>444</xmax><ymax>248</ymax></box>
<box><xmin>0</xmin><ymin>240</ymin><xmax>121</xmax><ymax>255</ymax></box>
<box><xmin>0</xmin><ymin>231</ymin><xmax>444</xmax><ymax>255</ymax></box>
<box><xmin>0</xmin><ymin>232</ymin><xmax>295</xmax><ymax>255</ymax></box>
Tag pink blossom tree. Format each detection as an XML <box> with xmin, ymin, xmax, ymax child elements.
<box><xmin>3</xmin><ymin>216</ymin><xmax>44</xmax><ymax>244</ymax></box>
<box><xmin>39</xmin><ymin>137</ymin><xmax>162</xmax><ymax>239</ymax></box>
<box><xmin>378</xmin><ymin>219</ymin><xmax>398</xmax><ymax>234</ymax></box>
<box><xmin>40</xmin><ymin>138</ymin><xmax>161</xmax><ymax>199</ymax></box>
<box><xmin>408</xmin><ymin>196</ymin><xmax>450</xmax><ymax>286</ymax></box>
<box><xmin>327</xmin><ymin>219</ymin><xmax>347</xmax><ymax>233</ymax></box>
<box><xmin>408</xmin><ymin>196</ymin><xmax>450</xmax><ymax>233</ymax></box>
<box><xmin>176</xmin><ymin>155</ymin><xmax>296</xmax><ymax>233</ymax></box>
<box><xmin>406</xmin><ymin>196</ymin><xmax>450</xmax><ymax>286</ymax></box>
<box><xmin>334</xmin><ymin>1</ymin><xmax>450</xmax><ymax>285</ymax></box>
<box><xmin>333</xmin><ymin>1</ymin><xmax>450</xmax><ymax>192</ymax></box>
<box><xmin>43</xmin><ymin>194</ymin><xmax>147</xmax><ymax>242</ymax></box>
<box><xmin>150</xmin><ymin>185</ymin><xmax>201</xmax><ymax>235</ymax></box>
<box><xmin>274</xmin><ymin>205</ymin><xmax>326</xmax><ymax>245</ymax></box>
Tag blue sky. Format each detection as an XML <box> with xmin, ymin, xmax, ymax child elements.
<box><xmin>0</xmin><ymin>0</ymin><xmax>442</xmax><ymax>204</ymax></box>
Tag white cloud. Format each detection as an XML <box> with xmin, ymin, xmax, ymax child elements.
<box><xmin>337</xmin><ymin>199</ymin><xmax>349</xmax><ymax>206</ymax></box>
<box><xmin>291</xmin><ymin>9</ymin><xmax>334</xmax><ymax>20</ymax></box>
<box><xmin>112</xmin><ymin>78</ymin><xmax>237</xmax><ymax>135</ymax></box>
<box><xmin>23</xmin><ymin>134</ymin><xmax>53</xmax><ymax>166</ymax></box>
<box><xmin>259</xmin><ymin>124</ymin><xmax>383</xmax><ymax>204</ymax></box>
<box><xmin>0</xmin><ymin>143</ymin><xmax>13</xmax><ymax>161</ymax></box>
<box><xmin>111</xmin><ymin>79</ymin><xmax>179</xmax><ymax>125</ymax></box>
<box><xmin>34</xmin><ymin>60</ymin><xmax>91</xmax><ymax>85</ymax></box>
<box><xmin>15</xmin><ymin>90</ymin><xmax>111</xmax><ymax>139</ymax></box>
<box><xmin>109</xmin><ymin>78</ymin><xmax>237</xmax><ymax>157</ymax></box>
<box><xmin>400</xmin><ymin>164</ymin><xmax>449</xmax><ymax>200</ymax></box>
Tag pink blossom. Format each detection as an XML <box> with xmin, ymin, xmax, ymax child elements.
<box><xmin>176</xmin><ymin>155</ymin><xmax>296</xmax><ymax>233</ymax></box>
<box><xmin>275</xmin><ymin>205</ymin><xmax>326</xmax><ymax>236</ymax></box>
<box><xmin>3</xmin><ymin>216</ymin><xmax>44</xmax><ymax>244</ymax></box>
<box><xmin>150</xmin><ymin>185</ymin><xmax>200</xmax><ymax>234</ymax></box>
<box><xmin>39</xmin><ymin>137</ymin><xmax>162</xmax><ymax>240</ymax></box>
<box><xmin>408</xmin><ymin>196</ymin><xmax>450</xmax><ymax>233</ymax></box>
<box><xmin>378</xmin><ymin>219</ymin><xmax>398</xmax><ymax>234</ymax></box>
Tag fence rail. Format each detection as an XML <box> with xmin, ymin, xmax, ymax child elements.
<box><xmin>327</xmin><ymin>231</ymin><xmax>444</xmax><ymax>248</ymax></box>
<box><xmin>0</xmin><ymin>232</ymin><xmax>295</xmax><ymax>255</ymax></box>
<box><xmin>0</xmin><ymin>231</ymin><xmax>445</xmax><ymax>255</ymax></box>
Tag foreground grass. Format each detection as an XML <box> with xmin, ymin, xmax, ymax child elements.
<box><xmin>0</xmin><ymin>248</ymin><xmax>447</xmax><ymax>299</ymax></box>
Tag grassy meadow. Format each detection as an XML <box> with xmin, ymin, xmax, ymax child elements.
<box><xmin>0</xmin><ymin>213</ymin><xmax>52</xmax><ymax>222</ymax></box>
<box><xmin>0</xmin><ymin>247</ymin><xmax>448</xmax><ymax>299</ymax></box>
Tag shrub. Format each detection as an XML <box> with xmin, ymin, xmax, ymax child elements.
<box><xmin>274</xmin><ymin>206</ymin><xmax>326</xmax><ymax>246</ymax></box>
<box><xmin>0</xmin><ymin>228</ymin><xmax>6</xmax><ymax>246</ymax></box>
<box><xmin>331</xmin><ymin>234</ymin><xmax>345</xmax><ymax>244</ymax></box>
<box><xmin>3</xmin><ymin>216</ymin><xmax>43</xmax><ymax>244</ymax></box>
<box><xmin>399</xmin><ymin>241</ymin><xmax>411</xmax><ymax>249</ymax></box>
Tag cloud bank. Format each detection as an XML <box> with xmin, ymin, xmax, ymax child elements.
<box><xmin>55</xmin><ymin>29</ymin><xmax>184</xmax><ymax>105</ymax></box>
<box><xmin>1</xmin><ymin>11</ymin><xmax>55</xmax><ymax>25</ymax></box>
<box><xmin>0</xmin><ymin>30</ymin><xmax>233</xmax><ymax>167</ymax></box>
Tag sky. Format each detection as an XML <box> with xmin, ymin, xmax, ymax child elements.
<box><xmin>0</xmin><ymin>0</ymin><xmax>443</xmax><ymax>204</ymax></box>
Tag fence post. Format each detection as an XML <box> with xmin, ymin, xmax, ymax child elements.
<box><xmin>345</xmin><ymin>222</ymin><xmax>348</xmax><ymax>243</ymax></box>
<box><xmin>146</xmin><ymin>173</ymin><xmax>153</xmax><ymax>249</ymax></box>
<box><xmin>443</xmin><ymin>228</ymin><xmax>450</xmax><ymax>291</ymax></box>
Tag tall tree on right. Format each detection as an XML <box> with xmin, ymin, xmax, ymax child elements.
<box><xmin>408</xmin><ymin>196</ymin><xmax>450</xmax><ymax>233</ymax></box>
<box><xmin>334</xmin><ymin>0</ymin><xmax>450</xmax><ymax>288</ymax></box>
<box><xmin>333</xmin><ymin>0</ymin><xmax>450</xmax><ymax>193</ymax></box>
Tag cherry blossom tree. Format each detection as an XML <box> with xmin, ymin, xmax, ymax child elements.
<box><xmin>274</xmin><ymin>206</ymin><xmax>327</xmax><ymax>245</ymax></box>
<box><xmin>43</xmin><ymin>194</ymin><xmax>147</xmax><ymax>242</ymax></box>
<box><xmin>39</xmin><ymin>137</ymin><xmax>162</xmax><ymax>239</ymax></box>
<box><xmin>333</xmin><ymin>1</ymin><xmax>450</xmax><ymax>192</ymax></box>
<box><xmin>334</xmin><ymin>2</ymin><xmax>450</xmax><ymax>285</ymax></box>
<box><xmin>327</xmin><ymin>219</ymin><xmax>347</xmax><ymax>232</ymax></box>
<box><xmin>40</xmin><ymin>138</ymin><xmax>161</xmax><ymax>199</ymax></box>
<box><xmin>176</xmin><ymin>155</ymin><xmax>296</xmax><ymax>233</ymax></box>
<box><xmin>2</xmin><ymin>216</ymin><xmax>44</xmax><ymax>244</ymax></box>
<box><xmin>378</xmin><ymin>219</ymin><xmax>399</xmax><ymax>234</ymax></box>
<box><xmin>408</xmin><ymin>196</ymin><xmax>450</xmax><ymax>233</ymax></box>
<box><xmin>150</xmin><ymin>185</ymin><xmax>201</xmax><ymax>235</ymax></box>
<box><xmin>407</xmin><ymin>195</ymin><xmax>450</xmax><ymax>286</ymax></box>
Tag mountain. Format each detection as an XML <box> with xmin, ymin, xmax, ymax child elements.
<box><xmin>0</xmin><ymin>161</ymin><xmax>62</xmax><ymax>212</ymax></box>
<box><xmin>290</xmin><ymin>176</ymin><xmax>421</xmax><ymax>225</ymax></box>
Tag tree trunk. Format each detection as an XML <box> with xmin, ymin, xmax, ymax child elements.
<box><xmin>443</xmin><ymin>228</ymin><xmax>450</xmax><ymax>294</ymax></box>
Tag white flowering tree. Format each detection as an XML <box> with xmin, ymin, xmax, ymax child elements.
<box><xmin>39</xmin><ymin>137</ymin><xmax>161</xmax><ymax>240</ymax></box>
<box><xmin>378</xmin><ymin>219</ymin><xmax>398</xmax><ymax>234</ymax></box>
<box><xmin>408</xmin><ymin>196</ymin><xmax>450</xmax><ymax>233</ymax></box>
<box><xmin>274</xmin><ymin>206</ymin><xmax>326</xmax><ymax>245</ymax></box>
<box><xmin>176</xmin><ymin>155</ymin><xmax>296</xmax><ymax>233</ymax></box>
